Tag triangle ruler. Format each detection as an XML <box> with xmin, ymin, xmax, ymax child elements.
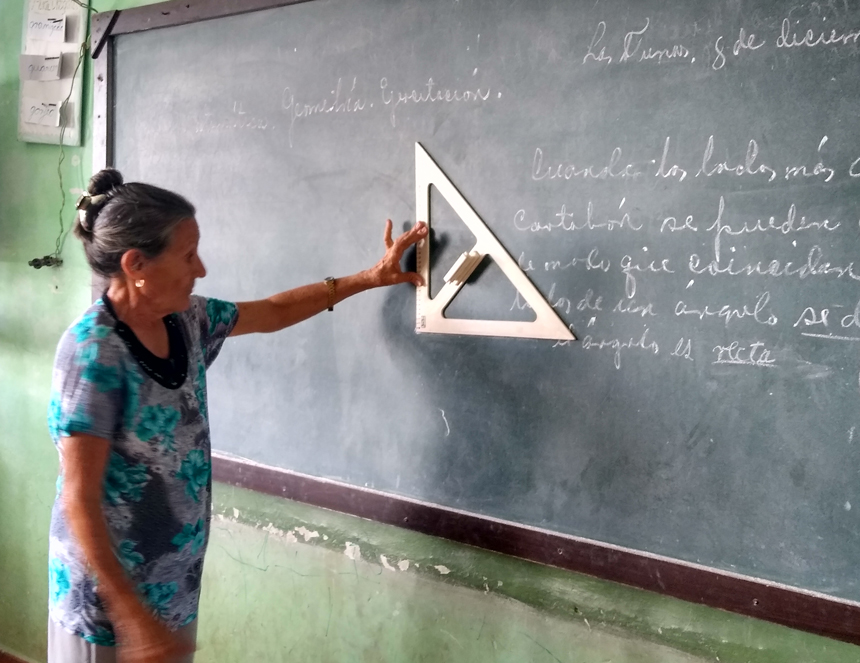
<box><xmin>414</xmin><ymin>143</ymin><xmax>576</xmax><ymax>341</ymax></box>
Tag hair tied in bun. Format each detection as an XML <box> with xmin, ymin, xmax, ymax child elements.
<box><xmin>75</xmin><ymin>193</ymin><xmax>107</xmax><ymax>232</ymax></box>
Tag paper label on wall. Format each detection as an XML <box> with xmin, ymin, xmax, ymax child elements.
<box><xmin>20</xmin><ymin>54</ymin><xmax>62</xmax><ymax>81</ymax></box>
<box><xmin>22</xmin><ymin>97</ymin><xmax>61</xmax><ymax>127</ymax></box>
<box><xmin>18</xmin><ymin>0</ymin><xmax>82</xmax><ymax>144</ymax></box>
<box><xmin>27</xmin><ymin>12</ymin><xmax>66</xmax><ymax>43</ymax></box>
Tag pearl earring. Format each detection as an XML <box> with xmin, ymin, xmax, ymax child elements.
<box><xmin>135</xmin><ymin>279</ymin><xmax>145</xmax><ymax>288</ymax></box>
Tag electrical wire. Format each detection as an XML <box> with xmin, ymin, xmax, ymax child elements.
<box><xmin>30</xmin><ymin>0</ymin><xmax>94</xmax><ymax>268</ymax></box>
<box><xmin>68</xmin><ymin>0</ymin><xmax>99</xmax><ymax>12</ymax></box>
<box><xmin>53</xmin><ymin>37</ymin><xmax>88</xmax><ymax>260</ymax></box>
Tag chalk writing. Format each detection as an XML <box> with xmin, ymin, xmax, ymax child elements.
<box><xmin>576</xmin><ymin>289</ymin><xmax>603</xmax><ymax>312</ymax></box>
<box><xmin>639</xmin><ymin>42</ymin><xmax>691</xmax><ymax>63</ymax></box>
<box><xmin>614</xmin><ymin>298</ymin><xmax>657</xmax><ymax>317</ymax></box>
<box><xmin>282</xmin><ymin>77</ymin><xmax>368</xmax><ymax>146</ymax></box>
<box><xmin>583</xmin><ymin>21</ymin><xmax>613</xmax><ymax>64</ymax></box>
<box><xmin>707</xmin><ymin>196</ymin><xmax>840</xmax><ymax>264</ymax></box>
<box><xmin>532</xmin><ymin>147</ymin><xmax>642</xmax><ymax>181</ymax></box>
<box><xmin>697</xmin><ymin>135</ymin><xmax>777</xmax><ymax>182</ymax></box>
<box><xmin>548</xmin><ymin>283</ymin><xmax>574</xmax><ymax>315</ymax></box>
<box><xmin>712</xmin><ymin>341</ymin><xmax>776</xmax><ymax>367</ymax></box>
<box><xmin>513</xmin><ymin>203</ymin><xmax>643</xmax><ymax>233</ymax></box>
<box><xmin>733</xmin><ymin>27</ymin><xmax>766</xmax><ymax>55</ymax></box>
<box><xmin>655</xmin><ymin>137</ymin><xmax>688</xmax><ymax>181</ymax></box>
<box><xmin>792</xmin><ymin>299</ymin><xmax>860</xmax><ymax>340</ymax></box>
<box><xmin>528</xmin><ymin>135</ymin><xmax>860</xmax><ymax>186</ymax></box>
<box><xmin>543</xmin><ymin>248</ymin><xmax>611</xmax><ymax>273</ymax></box>
<box><xmin>712</xmin><ymin>28</ymin><xmax>766</xmax><ymax>70</ymax></box>
<box><xmin>839</xmin><ymin>299</ymin><xmax>860</xmax><ymax>331</ymax></box>
<box><xmin>660</xmin><ymin>214</ymin><xmax>697</xmax><ymax>233</ymax></box>
<box><xmin>510</xmin><ymin>284</ymin><xmax>573</xmax><ymax>315</ymax></box>
<box><xmin>785</xmin><ymin>136</ymin><xmax>835</xmax><ymax>183</ymax></box>
<box><xmin>675</xmin><ymin>292</ymin><xmax>777</xmax><ymax>326</ymax></box>
<box><xmin>801</xmin><ymin>333</ymin><xmax>860</xmax><ymax>342</ymax></box>
<box><xmin>776</xmin><ymin>18</ymin><xmax>860</xmax><ymax>49</ymax></box>
<box><xmin>517</xmin><ymin>252</ymin><xmax>535</xmax><ymax>272</ymax></box>
<box><xmin>584</xmin><ymin>18</ymin><xmax>693</xmax><ymax>66</ymax></box>
<box><xmin>793</xmin><ymin>305</ymin><xmax>834</xmax><ymax>330</ymax></box>
<box><xmin>619</xmin><ymin>20</ymin><xmax>645</xmax><ymax>62</ymax></box>
<box><xmin>380</xmin><ymin>77</ymin><xmax>492</xmax><ymax>128</ymax></box>
<box><xmin>671</xmin><ymin>338</ymin><xmax>694</xmax><ymax>361</ymax></box>
<box><xmin>197</xmin><ymin>101</ymin><xmax>270</xmax><ymax>134</ymax></box>
<box><xmin>689</xmin><ymin>245</ymin><xmax>860</xmax><ymax>282</ymax></box>
<box><xmin>712</xmin><ymin>36</ymin><xmax>727</xmax><ymax>70</ymax></box>
<box><xmin>620</xmin><ymin>255</ymin><xmax>674</xmax><ymax>298</ymax></box>
<box><xmin>683</xmin><ymin>195</ymin><xmax>857</xmax><ymax>282</ymax></box>
<box><xmin>581</xmin><ymin>328</ymin><xmax>659</xmax><ymax>369</ymax></box>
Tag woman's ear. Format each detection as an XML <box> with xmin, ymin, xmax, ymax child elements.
<box><xmin>119</xmin><ymin>249</ymin><xmax>147</xmax><ymax>282</ymax></box>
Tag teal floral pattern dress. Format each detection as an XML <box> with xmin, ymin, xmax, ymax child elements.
<box><xmin>47</xmin><ymin>295</ymin><xmax>238</xmax><ymax>645</ymax></box>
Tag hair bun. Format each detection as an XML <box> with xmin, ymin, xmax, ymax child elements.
<box><xmin>88</xmin><ymin>168</ymin><xmax>124</xmax><ymax>196</ymax></box>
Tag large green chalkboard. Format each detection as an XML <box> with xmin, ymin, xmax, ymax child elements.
<box><xmin>111</xmin><ymin>0</ymin><xmax>860</xmax><ymax>603</ymax></box>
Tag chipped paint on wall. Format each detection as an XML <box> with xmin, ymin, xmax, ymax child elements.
<box><xmin>344</xmin><ymin>541</ymin><xmax>361</xmax><ymax>561</ymax></box>
<box><xmin>294</xmin><ymin>526</ymin><xmax>320</xmax><ymax>542</ymax></box>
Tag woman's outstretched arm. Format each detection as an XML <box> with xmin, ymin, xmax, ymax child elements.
<box><xmin>230</xmin><ymin>220</ymin><xmax>427</xmax><ymax>337</ymax></box>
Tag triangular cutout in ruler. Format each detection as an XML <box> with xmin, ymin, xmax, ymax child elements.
<box><xmin>414</xmin><ymin>143</ymin><xmax>576</xmax><ymax>341</ymax></box>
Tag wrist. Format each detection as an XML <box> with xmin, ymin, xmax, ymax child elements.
<box><xmin>360</xmin><ymin>267</ymin><xmax>382</xmax><ymax>289</ymax></box>
<box><xmin>103</xmin><ymin>587</ymin><xmax>149</xmax><ymax>620</ymax></box>
<box><xmin>109</xmin><ymin>592</ymin><xmax>149</xmax><ymax>623</ymax></box>
<box><xmin>97</xmin><ymin>576</ymin><xmax>147</xmax><ymax>621</ymax></box>
<box><xmin>344</xmin><ymin>269</ymin><xmax>378</xmax><ymax>293</ymax></box>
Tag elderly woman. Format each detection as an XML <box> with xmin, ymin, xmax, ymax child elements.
<box><xmin>47</xmin><ymin>168</ymin><xmax>427</xmax><ymax>663</ymax></box>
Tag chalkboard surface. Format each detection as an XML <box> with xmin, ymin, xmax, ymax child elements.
<box><xmin>113</xmin><ymin>0</ymin><xmax>860</xmax><ymax>602</ymax></box>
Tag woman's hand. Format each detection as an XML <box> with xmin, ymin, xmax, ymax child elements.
<box><xmin>368</xmin><ymin>220</ymin><xmax>427</xmax><ymax>287</ymax></box>
<box><xmin>115</xmin><ymin>606</ymin><xmax>195</xmax><ymax>663</ymax></box>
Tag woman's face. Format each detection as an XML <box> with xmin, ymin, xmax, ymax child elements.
<box><xmin>138</xmin><ymin>217</ymin><xmax>207</xmax><ymax>312</ymax></box>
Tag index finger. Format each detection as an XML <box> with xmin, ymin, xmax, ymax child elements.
<box><xmin>394</xmin><ymin>221</ymin><xmax>428</xmax><ymax>250</ymax></box>
<box><xmin>383</xmin><ymin>219</ymin><xmax>394</xmax><ymax>249</ymax></box>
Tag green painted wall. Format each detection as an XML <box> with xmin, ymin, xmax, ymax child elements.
<box><xmin>1</xmin><ymin>1</ymin><xmax>858</xmax><ymax>661</ymax></box>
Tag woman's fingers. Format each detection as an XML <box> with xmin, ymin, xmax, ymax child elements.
<box><xmin>116</xmin><ymin>609</ymin><xmax>195</xmax><ymax>663</ymax></box>
<box><xmin>122</xmin><ymin>637</ymin><xmax>194</xmax><ymax>663</ymax></box>
<box><xmin>383</xmin><ymin>219</ymin><xmax>394</xmax><ymax>249</ymax></box>
<box><xmin>390</xmin><ymin>269</ymin><xmax>424</xmax><ymax>286</ymax></box>
<box><xmin>405</xmin><ymin>221</ymin><xmax>428</xmax><ymax>245</ymax></box>
<box><xmin>383</xmin><ymin>220</ymin><xmax>427</xmax><ymax>250</ymax></box>
<box><xmin>372</xmin><ymin>220</ymin><xmax>427</xmax><ymax>287</ymax></box>
<box><xmin>391</xmin><ymin>221</ymin><xmax>427</xmax><ymax>257</ymax></box>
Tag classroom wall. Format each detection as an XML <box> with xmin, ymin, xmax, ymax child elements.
<box><xmin>1</xmin><ymin>1</ymin><xmax>859</xmax><ymax>662</ymax></box>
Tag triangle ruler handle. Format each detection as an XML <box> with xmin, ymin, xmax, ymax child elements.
<box><xmin>414</xmin><ymin>143</ymin><xmax>576</xmax><ymax>341</ymax></box>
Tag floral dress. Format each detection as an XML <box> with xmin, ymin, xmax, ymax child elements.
<box><xmin>47</xmin><ymin>295</ymin><xmax>238</xmax><ymax>645</ymax></box>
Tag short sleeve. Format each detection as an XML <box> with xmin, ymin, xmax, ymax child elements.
<box><xmin>48</xmin><ymin>311</ymin><xmax>125</xmax><ymax>444</ymax></box>
<box><xmin>190</xmin><ymin>296</ymin><xmax>238</xmax><ymax>368</ymax></box>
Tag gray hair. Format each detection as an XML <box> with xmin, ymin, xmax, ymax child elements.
<box><xmin>74</xmin><ymin>168</ymin><xmax>196</xmax><ymax>278</ymax></box>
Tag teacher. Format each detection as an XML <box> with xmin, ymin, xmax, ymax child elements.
<box><xmin>46</xmin><ymin>168</ymin><xmax>427</xmax><ymax>663</ymax></box>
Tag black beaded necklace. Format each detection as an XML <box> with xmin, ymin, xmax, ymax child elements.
<box><xmin>102</xmin><ymin>292</ymin><xmax>188</xmax><ymax>390</ymax></box>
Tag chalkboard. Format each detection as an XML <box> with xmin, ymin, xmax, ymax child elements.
<box><xmin>107</xmin><ymin>0</ymin><xmax>860</xmax><ymax>610</ymax></box>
